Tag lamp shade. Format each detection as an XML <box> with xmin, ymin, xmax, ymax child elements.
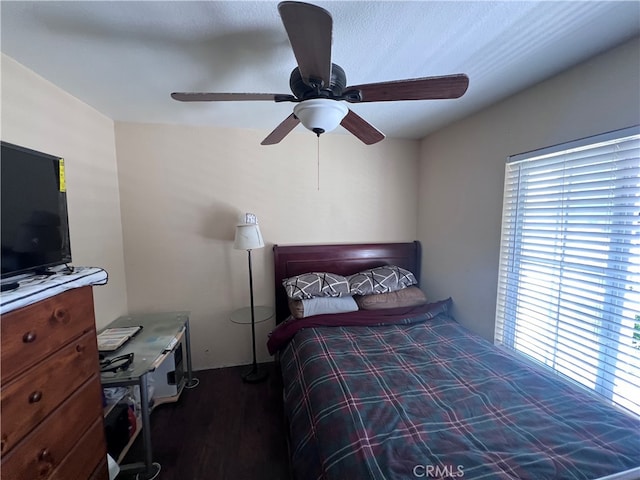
<box><xmin>234</xmin><ymin>224</ymin><xmax>264</xmax><ymax>250</ymax></box>
<box><xmin>293</xmin><ymin>98</ymin><xmax>348</xmax><ymax>134</ymax></box>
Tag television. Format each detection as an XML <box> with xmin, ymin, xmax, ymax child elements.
<box><xmin>1</xmin><ymin>141</ymin><xmax>72</xmax><ymax>285</ymax></box>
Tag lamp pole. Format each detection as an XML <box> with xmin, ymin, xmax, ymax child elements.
<box><xmin>248</xmin><ymin>248</ymin><xmax>257</xmax><ymax>372</ymax></box>
<box><xmin>242</xmin><ymin>248</ymin><xmax>268</xmax><ymax>383</ymax></box>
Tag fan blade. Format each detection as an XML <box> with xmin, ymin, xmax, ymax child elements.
<box><xmin>345</xmin><ymin>74</ymin><xmax>469</xmax><ymax>103</ymax></box>
<box><xmin>171</xmin><ymin>92</ymin><xmax>294</xmax><ymax>102</ymax></box>
<box><xmin>278</xmin><ymin>1</ymin><xmax>332</xmax><ymax>88</ymax></box>
<box><xmin>261</xmin><ymin>114</ymin><xmax>301</xmax><ymax>145</ymax></box>
<box><xmin>340</xmin><ymin>109</ymin><xmax>385</xmax><ymax>145</ymax></box>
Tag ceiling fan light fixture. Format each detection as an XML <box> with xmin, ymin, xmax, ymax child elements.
<box><xmin>293</xmin><ymin>98</ymin><xmax>348</xmax><ymax>135</ymax></box>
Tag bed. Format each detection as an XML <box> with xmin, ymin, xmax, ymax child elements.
<box><xmin>268</xmin><ymin>241</ymin><xmax>640</xmax><ymax>480</ymax></box>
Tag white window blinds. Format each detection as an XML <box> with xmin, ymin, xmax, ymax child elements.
<box><xmin>495</xmin><ymin>126</ymin><xmax>640</xmax><ymax>416</ymax></box>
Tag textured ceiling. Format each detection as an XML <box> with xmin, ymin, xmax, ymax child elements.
<box><xmin>1</xmin><ymin>1</ymin><xmax>639</xmax><ymax>141</ymax></box>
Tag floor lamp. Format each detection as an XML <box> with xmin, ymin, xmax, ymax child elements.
<box><xmin>234</xmin><ymin>215</ymin><xmax>268</xmax><ymax>383</ymax></box>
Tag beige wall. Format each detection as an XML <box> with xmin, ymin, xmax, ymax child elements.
<box><xmin>114</xmin><ymin>122</ymin><xmax>419</xmax><ymax>369</ymax></box>
<box><xmin>6</xmin><ymin>35</ymin><xmax>636</xmax><ymax>370</ymax></box>
<box><xmin>417</xmin><ymin>37</ymin><xmax>640</xmax><ymax>341</ymax></box>
<box><xmin>1</xmin><ymin>54</ymin><xmax>128</xmax><ymax>328</ymax></box>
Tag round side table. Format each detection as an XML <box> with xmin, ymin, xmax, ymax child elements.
<box><xmin>230</xmin><ymin>305</ymin><xmax>274</xmax><ymax>325</ymax></box>
<box><xmin>231</xmin><ymin>306</ymin><xmax>274</xmax><ymax>382</ymax></box>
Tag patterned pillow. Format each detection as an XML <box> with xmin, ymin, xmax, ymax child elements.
<box><xmin>283</xmin><ymin>272</ymin><xmax>350</xmax><ymax>300</ymax></box>
<box><xmin>348</xmin><ymin>265</ymin><xmax>417</xmax><ymax>296</ymax></box>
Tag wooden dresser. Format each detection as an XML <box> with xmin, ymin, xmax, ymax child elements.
<box><xmin>1</xmin><ymin>286</ymin><xmax>108</xmax><ymax>480</ymax></box>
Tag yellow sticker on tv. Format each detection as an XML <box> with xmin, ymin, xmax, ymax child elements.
<box><xmin>59</xmin><ymin>158</ymin><xmax>66</xmax><ymax>192</ymax></box>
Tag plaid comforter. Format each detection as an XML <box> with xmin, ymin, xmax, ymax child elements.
<box><xmin>278</xmin><ymin>307</ymin><xmax>640</xmax><ymax>480</ymax></box>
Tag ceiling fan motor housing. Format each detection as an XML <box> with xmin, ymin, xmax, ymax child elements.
<box><xmin>290</xmin><ymin>63</ymin><xmax>347</xmax><ymax>99</ymax></box>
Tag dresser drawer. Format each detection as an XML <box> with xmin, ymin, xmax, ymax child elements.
<box><xmin>1</xmin><ymin>375</ymin><xmax>103</xmax><ymax>480</ymax></box>
<box><xmin>49</xmin><ymin>418</ymin><xmax>108</xmax><ymax>480</ymax></box>
<box><xmin>1</xmin><ymin>286</ymin><xmax>96</xmax><ymax>382</ymax></box>
<box><xmin>88</xmin><ymin>458</ymin><xmax>109</xmax><ymax>480</ymax></box>
<box><xmin>1</xmin><ymin>330</ymin><xmax>100</xmax><ymax>455</ymax></box>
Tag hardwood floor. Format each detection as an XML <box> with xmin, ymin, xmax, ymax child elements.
<box><xmin>118</xmin><ymin>362</ymin><xmax>291</xmax><ymax>480</ymax></box>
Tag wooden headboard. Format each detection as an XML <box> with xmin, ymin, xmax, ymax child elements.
<box><xmin>273</xmin><ymin>241</ymin><xmax>421</xmax><ymax>324</ymax></box>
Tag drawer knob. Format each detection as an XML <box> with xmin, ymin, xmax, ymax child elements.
<box><xmin>52</xmin><ymin>308</ymin><xmax>70</xmax><ymax>323</ymax></box>
<box><xmin>22</xmin><ymin>331</ymin><xmax>37</xmax><ymax>343</ymax></box>
<box><xmin>38</xmin><ymin>448</ymin><xmax>53</xmax><ymax>462</ymax></box>
<box><xmin>37</xmin><ymin>449</ymin><xmax>54</xmax><ymax>477</ymax></box>
<box><xmin>29</xmin><ymin>391</ymin><xmax>43</xmax><ymax>403</ymax></box>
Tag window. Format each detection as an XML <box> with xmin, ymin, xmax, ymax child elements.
<box><xmin>495</xmin><ymin>126</ymin><xmax>640</xmax><ymax>416</ymax></box>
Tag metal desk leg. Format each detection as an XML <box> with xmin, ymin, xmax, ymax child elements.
<box><xmin>184</xmin><ymin>318</ymin><xmax>199</xmax><ymax>389</ymax></box>
<box><xmin>117</xmin><ymin>373</ymin><xmax>160</xmax><ymax>479</ymax></box>
<box><xmin>137</xmin><ymin>373</ymin><xmax>160</xmax><ymax>480</ymax></box>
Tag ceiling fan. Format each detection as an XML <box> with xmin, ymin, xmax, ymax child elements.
<box><xmin>171</xmin><ymin>1</ymin><xmax>469</xmax><ymax>146</ymax></box>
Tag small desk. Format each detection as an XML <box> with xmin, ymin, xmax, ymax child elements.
<box><xmin>100</xmin><ymin>311</ymin><xmax>198</xmax><ymax>480</ymax></box>
<box><xmin>230</xmin><ymin>305</ymin><xmax>274</xmax><ymax>324</ymax></box>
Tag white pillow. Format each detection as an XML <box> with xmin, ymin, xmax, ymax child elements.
<box><xmin>301</xmin><ymin>296</ymin><xmax>358</xmax><ymax>318</ymax></box>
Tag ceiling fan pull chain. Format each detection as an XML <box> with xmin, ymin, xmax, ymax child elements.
<box><xmin>317</xmin><ymin>135</ymin><xmax>321</xmax><ymax>191</ymax></box>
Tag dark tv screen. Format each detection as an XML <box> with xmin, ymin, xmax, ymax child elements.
<box><xmin>1</xmin><ymin>141</ymin><xmax>72</xmax><ymax>279</ymax></box>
